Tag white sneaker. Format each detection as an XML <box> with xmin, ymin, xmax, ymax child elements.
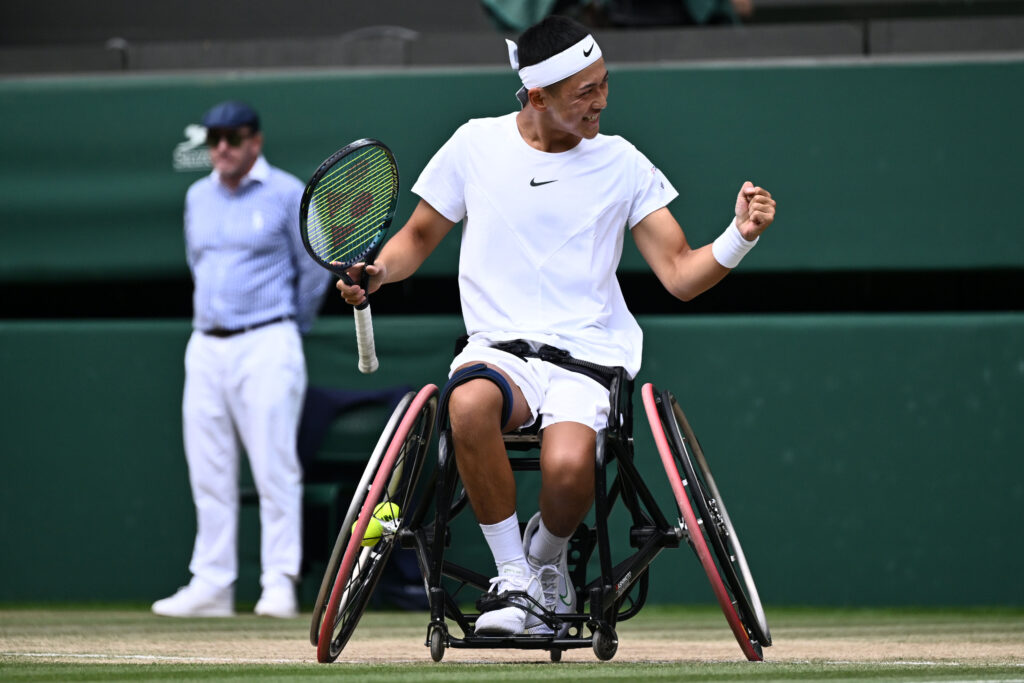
<box><xmin>152</xmin><ymin>580</ymin><xmax>233</xmax><ymax>618</ymax></box>
<box><xmin>254</xmin><ymin>582</ymin><xmax>298</xmax><ymax>618</ymax></box>
<box><xmin>474</xmin><ymin>562</ymin><xmax>546</xmax><ymax>635</ymax></box>
<box><xmin>523</xmin><ymin>512</ymin><xmax>575</xmax><ymax>635</ymax></box>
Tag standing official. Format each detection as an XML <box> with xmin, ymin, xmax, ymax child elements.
<box><xmin>153</xmin><ymin>101</ymin><xmax>331</xmax><ymax>618</ymax></box>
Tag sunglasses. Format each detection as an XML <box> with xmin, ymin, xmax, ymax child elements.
<box><xmin>205</xmin><ymin>129</ymin><xmax>253</xmax><ymax>147</ymax></box>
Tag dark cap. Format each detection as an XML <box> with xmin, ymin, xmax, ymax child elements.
<box><xmin>201</xmin><ymin>100</ymin><xmax>260</xmax><ymax>131</ymax></box>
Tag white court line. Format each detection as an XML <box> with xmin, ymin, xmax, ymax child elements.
<box><xmin>1</xmin><ymin>652</ymin><xmax>303</xmax><ymax>665</ymax></box>
<box><xmin>5</xmin><ymin>651</ymin><xmax>1024</xmax><ymax>669</ymax></box>
<box><xmin>2</xmin><ymin>651</ymin><xmax>427</xmax><ymax>665</ymax></box>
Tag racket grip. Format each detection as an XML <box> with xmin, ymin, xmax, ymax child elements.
<box><xmin>353</xmin><ymin>305</ymin><xmax>379</xmax><ymax>374</ymax></box>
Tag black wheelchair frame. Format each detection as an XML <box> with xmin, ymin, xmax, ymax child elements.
<box><xmin>310</xmin><ymin>371</ymin><xmax>771</xmax><ymax>663</ymax></box>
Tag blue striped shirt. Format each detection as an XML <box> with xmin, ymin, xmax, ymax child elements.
<box><xmin>184</xmin><ymin>156</ymin><xmax>331</xmax><ymax>333</ymax></box>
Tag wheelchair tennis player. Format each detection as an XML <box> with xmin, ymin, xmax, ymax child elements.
<box><xmin>337</xmin><ymin>15</ymin><xmax>775</xmax><ymax>638</ymax></box>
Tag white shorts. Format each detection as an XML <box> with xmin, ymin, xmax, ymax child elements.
<box><xmin>449</xmin><ymin>341</ymin><xmax>611</xmax><ymax>433</ymax></box>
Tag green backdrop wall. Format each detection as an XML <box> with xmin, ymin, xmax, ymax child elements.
<box><xmin>1</xmin><ymin>315</ymin><xmax>1022</xmax><ymax>606</ymax></box>
<box><xmin>1</xmin><ymin>57</ymin><xmax>1022</xmax><ymax>608</ymax></box>
<box><xmin>2</xmin><ymin>57</ymin><xmax>1023</xmax><ymax>282</ymax></box>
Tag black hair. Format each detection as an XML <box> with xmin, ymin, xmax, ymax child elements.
<box><xmin>516</xmin><ymin>16</ymin><xmax>591</xmax><ymax>69</ymax></box>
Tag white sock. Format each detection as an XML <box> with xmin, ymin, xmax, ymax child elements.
<box><xmin>528</xmin><ymin>517</ymin><xmax>570</xmax><ymax>565</ymax></box>
<box><xmin>480</xmin><ymin>513</ymin><xmax>526</xmax><ymax>570</ymax></box>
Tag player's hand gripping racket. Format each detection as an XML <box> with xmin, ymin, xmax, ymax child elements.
<box><xmin>300</xmin><ymin>139</ymin><xmax>399</xmax><ymax>373</ymax></box>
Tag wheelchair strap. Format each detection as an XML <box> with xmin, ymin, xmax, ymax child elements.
<box><xmin>489</xmin><ymin>339</ymin><xmax>621</xmax><ymax>391</ymax></box>
<box><xmin>438</xmin><ymin>363</ymin><xmax>514</xmax><ymax>429</ymax></box>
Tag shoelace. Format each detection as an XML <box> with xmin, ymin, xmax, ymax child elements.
<box><xmin>486</xmin><ymin>572</ymin><xmax>539</xmax><ymax>610</ymax></box>
<box><xmin>488</xmin><ymin>573</ymin><xmax>530</xmax><ymax>595</ymax></box>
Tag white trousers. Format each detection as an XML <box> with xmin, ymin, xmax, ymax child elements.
<box><xmin>182</xmin><ymin>320</ymin><xmax>306</xmax><ymax>591</ymax></box>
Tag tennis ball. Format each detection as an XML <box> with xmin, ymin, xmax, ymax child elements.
<box><xmin>373</xmin><ymin>502</ymin><xmax>400</xmax><ymax>522</ymax></box>
<box><xmin>352</xmin><ymin>516</ymin><xmax>384</xmax><ymax>547</ymax></box>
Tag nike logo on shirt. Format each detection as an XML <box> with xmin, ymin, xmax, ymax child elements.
<box><xmin>530</xmin><ymin>178</ymin><xmax>557</xmax><ymax>187</ymax></box>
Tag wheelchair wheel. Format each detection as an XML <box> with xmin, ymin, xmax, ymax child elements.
<box><xmin>312</xmin><ymin>384</ymin><xmax>438</xmax><ymax>663</ymax></box>
<box><xmin>308</xmin><ymin>389</ymin><xmax>416</xmax><ymax>646</ymax></box>
<box><xmin>592</xmin><ymin>624</ymin><xmax>618</xmax><ymax>661</ymax></box>
<box><xmin>641</xmin><ymin>383</ymin><xmax>771</xmax><ymax>661</ymax></box>
<box><xmin>428</xmin><ymin>624</ymin><xmax>446</xmax><ymax>662</ymax></box>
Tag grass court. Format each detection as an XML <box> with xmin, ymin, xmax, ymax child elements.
<box><xmin>2</xmin><ymin>605</ymin><xmax>1022</xmax><ymax>681</ymax></box>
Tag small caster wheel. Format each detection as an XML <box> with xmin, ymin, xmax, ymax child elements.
<box><xmin>592</xmin><ymin>625</ymin><xmax>618</xmax><ymax>661</ymax></box>
<box><xmin>429</xmin><ymin>626</ymin><xmax>446</xmax><ymax>662</ymax></box>
<box><xmin>550</xmin><ymin>648</ymin><xmax>562</xmax><ymax>662</ymax></box>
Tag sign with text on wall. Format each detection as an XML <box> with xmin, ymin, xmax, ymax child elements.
<box><xmin>173</xmin><ymin>124</ymin><xmax>211</xmax><ymax>172</ymax></box>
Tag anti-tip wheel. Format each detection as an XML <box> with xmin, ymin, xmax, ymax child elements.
<box><xmin>429</xmin><ymin>626</ymin><xmax>446</xmax><ymax>662</ymax></box>
<box><xmin>592</xmin><ymin>625</ymin><xmax>618</xmax><ymax>661</ymax></box>
<box><xmin>550</xmin><ymin>648</ymin><xmax>562</xmax><ymax>662</ymax></box>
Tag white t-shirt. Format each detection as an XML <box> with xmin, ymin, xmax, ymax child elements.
<box><xmin>412</xmin><ymin>113</ymin><xmax>678</xmax><ymax>377</ymax></box>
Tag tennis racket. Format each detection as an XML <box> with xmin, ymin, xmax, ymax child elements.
<box><xmin>299</xmin><ymin>139</ymin><xmax>399</xmax><ymax>374</ymax></box>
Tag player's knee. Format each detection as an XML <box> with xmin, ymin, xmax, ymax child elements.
<box><xmin>447</xmin><ymin>380</ymin><xmax>504</xmax><ymax>438</ymax></box>
<box><xmin>542</xmin><ymin>447</ymin><xmax>595</xmax><ymax>491</ymax></box>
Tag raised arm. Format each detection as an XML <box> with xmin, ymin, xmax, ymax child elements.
<box><xmin>336</xmin><ymin>199</ymin><xmax>456</xmax><ymax>306</ymax></box>
<box><xmin>633</xmin><ymin>182</ymin><xmax>775</xmax><ymax>301</ymax></box>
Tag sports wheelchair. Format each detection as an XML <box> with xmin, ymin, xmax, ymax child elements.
<box><xmin>309</xmin><ymin>369</ymin><xmax>771</xmax><ymax>663</ymax></box>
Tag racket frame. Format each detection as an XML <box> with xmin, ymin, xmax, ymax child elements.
<box><xmin>299</xmin><ymin>138</ymin><xmax>399</xmax><ymax>373</ymax></box>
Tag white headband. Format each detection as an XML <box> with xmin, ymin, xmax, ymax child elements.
<box><xmin>505</xmin><ymin>34</ymin><xmax>603</xmax><ymax>89</ymax></box>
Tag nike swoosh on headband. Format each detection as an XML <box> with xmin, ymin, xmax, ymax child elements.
<box><xmin>507</xmin><ymin>35</ymin><xmax>602</xmax><ymax>90</ymax></box>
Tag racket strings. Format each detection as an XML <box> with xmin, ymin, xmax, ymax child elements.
<box><xmin>308</xmin><ymin>199</ymin><xmax>392</xmax><ymax>261</ymax></box>
<box><xmin>313</xmin><ymin>153</ymin><xmax>394</xmax><ymax>193</ymax></box>
<box><xmin>307</xmin><ymin>149</ymin><xmax>398</xmax><ymax>264</ymax></box>
<box><xmin>309</xmin><ymin>176</ymin><xmax>394</xmax><ymax>258</ymax></box>
<box><xmin>308</xmin><ymin>196</ymin><xmax>391</xmax><ymax>261</ymax></box>
<box><xmin>313</xmin><ymin>153</ymin><xmax>395</xmax><ymax>204</ymax></box>
<box><xmin>309</xmin><ymin>175</ymin><xmax>393</xmax><ymax>254</ymax></box>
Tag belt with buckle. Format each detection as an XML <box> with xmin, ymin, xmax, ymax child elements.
<box><xmin>489</xmin><ymin>339</ymin><xmax>621</xmax><ymax>391</ymax></box>
<box><xmin>202</xmin><ymin>315</ymin><xmax>293</xmax><ymax>338</ymax></box>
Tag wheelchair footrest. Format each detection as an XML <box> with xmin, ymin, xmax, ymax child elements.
<box><xmin>446</xmin><ymin>634</ymin><xmax>596</xmax><ymax>651</ymax></box>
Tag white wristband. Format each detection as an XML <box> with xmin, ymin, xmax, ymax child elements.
<box><xmin>712</xmin><ymin>218</ymin><xmax>758</xmax><ymax>269</ymax></box>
